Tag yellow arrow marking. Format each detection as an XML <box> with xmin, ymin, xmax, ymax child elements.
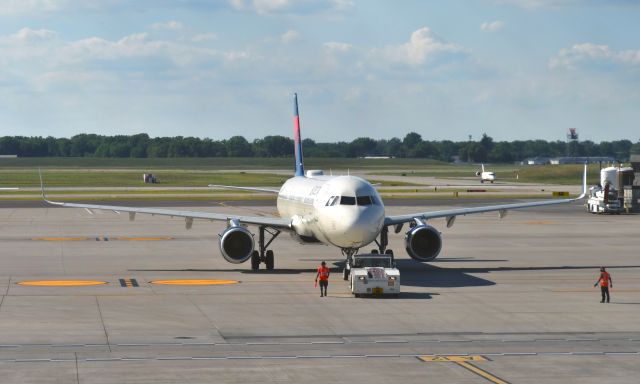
<box><xmin>419</xmin><ymin>355</ymin><xmax>486</xmax><ymax>362</ymax></box>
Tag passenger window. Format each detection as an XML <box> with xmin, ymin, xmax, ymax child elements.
<box><xmin>340</xmin><ymin>196</ymin><xmax>356</xmax><ymax>205</ymax></box>
<box><xmin>356</xmin><ymin>196</ymin><xmax>372</xmax><ymax>205</ymax></box>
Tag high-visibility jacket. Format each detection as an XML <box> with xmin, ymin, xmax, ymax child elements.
<box><xmin>600</xmin><ymin>271</ymin><xmax>611</xmax><ymax>287</ymax></box>
<box><xmin>317</xmin><ymin>266</ymin><xmax>330</xmax><ymax>281</ymax></box>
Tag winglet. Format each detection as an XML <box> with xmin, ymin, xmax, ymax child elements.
<box><xmin>38</xmin><ymin>168</ymin><xmax>47</xmax><ymax>201</ymax></box>
<box><xmin>578</xmin><ymin>163</ymin><xmax>587</xmax><ymax>199</ymax></box>
<box><xmin>39</xmin><ymin>168</ymin><xmax>61</xmax><ymax>205</ymax></box>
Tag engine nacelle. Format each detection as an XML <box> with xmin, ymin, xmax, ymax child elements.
<box><xmin>405</xmin><ymin>225</ymin><xmax>442</xmax><ymax>262</ymax></box>
<box><xmin>219</xmin><ymin>224</ymin><xmax>254</xmax><ymax>264</ymax></box>
<box><xmin>475</xmin><ymin>171</ymin><xmax>481</xmax><ymax>176</ymax></box>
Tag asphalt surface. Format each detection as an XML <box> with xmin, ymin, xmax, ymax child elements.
<box><xmin>0</xmin><ymin>199</ymin><xmax>638</xmax><ymax>383</ymax></box>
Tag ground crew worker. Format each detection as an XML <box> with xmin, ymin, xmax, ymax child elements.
<box><xmin>316</xmin><ymin>261</ymin><xmax>330</xmax><ymax>297</ymax></box>
<box><xmin>594</xmin><ymin>267</ymin><xmax>613</xmax><ymax>303</ymax></box>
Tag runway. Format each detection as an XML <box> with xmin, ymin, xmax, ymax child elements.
<box><xmin>0</xmin><ymin>200</ymin><xmax>638</xmax><ymax>383</ymax></box>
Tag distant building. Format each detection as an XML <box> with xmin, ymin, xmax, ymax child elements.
<box><xmin>549</xmin><ymin>156</ymin><xmax>615</xmax><ymax>165</ymax></box>
<box><xmin>524</xmin><ymin>157</ymin><xmax>550</xmax><ymax>165</ymax></box>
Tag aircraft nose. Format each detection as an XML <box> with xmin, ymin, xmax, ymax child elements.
<box><xmin>326</xmin><ymin>206</ymin><xmax>384</xmax><ymax>248</ymax></box>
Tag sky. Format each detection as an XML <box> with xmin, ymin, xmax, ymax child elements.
<box><xmin>1</xmin><ymin>0</ymin><xmax>639</xmax><ymax>143</ymax></box>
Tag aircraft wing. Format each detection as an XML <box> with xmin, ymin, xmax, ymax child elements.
<box><xmin>384</xmin><ymin>164</ymin><xmax>587</xmax><ymax>226</ymax></box>
<box><xmin>0</xmin><ymin>187</ymin><xmax>19</xmax><ymax>190</ymax></box>
<box><xmin>208</xmin><ymin>184</ymin><xmax>280</xmax><ymax>194</ymax></box>
<box><xmin>39</xmin><ymin>174</ymin><xmax>291</xmax><ymax>229</ymax></box>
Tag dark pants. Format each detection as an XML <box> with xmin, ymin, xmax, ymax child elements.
<box><xmin>319</xmin><ymin>280</ymin><xmax>328</xmax><ymax>296</ymax></box>
<box><xmin>600</xmin><ymin>286</ymin><xmax>610</xmax><ymax>303</ymax></box>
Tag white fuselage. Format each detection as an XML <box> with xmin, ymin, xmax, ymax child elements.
<box><xmin>276</xmin><ymin>175</ymin><xmax>385</xmax><ymax>249</ymax></box>
<box><xmin>481</xmin><ymin>172</ymin><xmax>495</xmax><ymax>182</ymax></box>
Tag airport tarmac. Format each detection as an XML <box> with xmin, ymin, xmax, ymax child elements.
<box><xmin>0</xmin><ymin>199</ymin><xmax>638</xmax><ymax>383</ymax></box>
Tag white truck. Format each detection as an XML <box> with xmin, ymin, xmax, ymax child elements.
<box><xmin>587</xmin><ymin>184</ymin><xmax>622</xmax><ymax>214</ymax></box>
<box><xmin>348</xmin><ymin>253</ymin><xmax>400</xmax><ymax>297</ymax></box>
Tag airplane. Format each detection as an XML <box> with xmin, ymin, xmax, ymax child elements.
<box><xmin>476</xmin><ymin>164</ymin><xmax>495</xmax><ymax>183</ymax></box>
<box><xmin>40</xmin><ymin>94</ymin><xmax>587</xmax><ymax>278</ymax></box>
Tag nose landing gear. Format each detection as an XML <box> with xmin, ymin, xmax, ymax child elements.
<box><xmin>341</xmin><ymin>226</ymin><xmax>394</xmax><ymax>281</ymax></box>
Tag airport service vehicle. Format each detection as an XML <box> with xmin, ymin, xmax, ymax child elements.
<box><xmin>41</xmin><ymin>94</ymin><xmax>587</xmax><ymax>273</ymax></box>
<box><xmin>587</xmin><ymin>185</ymin><xmax>622</xmax><ymax>214</ymax></box>
<box><xmin>476</xmin><ymin>164</ymin><xmax>495</xmax><ymax>183</ymax></box>
<box><xmin>349</xmin><ymin>253</ymin><xmax>400</xmax><ymax>297</ymax></box>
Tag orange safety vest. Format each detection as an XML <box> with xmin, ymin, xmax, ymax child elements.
<box><xmin>317</xmin><ymin>266</ymin><xmax>330</xmax><ymax>281</ymax></box>
<box><xmin>600</xmin><ymin>271</ymin><xmax>610</xmax><ymax>287</ymax></box>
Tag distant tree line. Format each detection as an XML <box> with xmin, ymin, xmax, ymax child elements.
<box><xmin>1</xmin><ymin>133</ymin><xmax>639</xmax><ymax>163</ymax></box>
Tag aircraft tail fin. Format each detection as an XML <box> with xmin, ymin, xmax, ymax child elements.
<box><xmin>481</xmin><ymin>164</ymin><xmax>485</xmax><ymax>173</ymax></box>
<box><xmin>293</xmin><ymin>93</ymin><xmax>305</xmax><ymax>177</ymax></box>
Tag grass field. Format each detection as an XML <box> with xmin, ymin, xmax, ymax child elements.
<box><xmin>0</xmin><ymin>158</ymin><xmax>605</xmax><ymax>191</ymax></box>
<box><xmin>369</xmin><ymin>164</ymin><xmax>602</xmax><ymax>185</ymax></box>
<box><xmin>0</xmin><ymin>169</ymin><xmax>419</xmax><ymax>188</ymax></box>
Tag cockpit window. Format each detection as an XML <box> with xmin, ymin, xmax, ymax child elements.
<box><xmin>356</xmin><ymin>196</ymin><xmax>372</xmax><ymax>205</ymax></box>
<box><xmin>340</xmin><ymin>196</ymin><xmax>356</xmax><ymax>205</ymax></box>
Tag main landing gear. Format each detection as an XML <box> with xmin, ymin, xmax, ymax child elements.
<box><xmin>341</xmin><ymin>227</ymin><xmax>394</xmax><ymax>281</ymax></box>
<box><xmin>251</xmin><ymin>226</ymin><xmax>280</xmax><ymax>271</ymax></box>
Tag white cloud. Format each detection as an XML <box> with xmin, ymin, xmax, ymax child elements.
<box><xmin>480</xmin><ymin>21</ymin><xmax>505</xmax><ymax>32</ymax></box>
<box><xmin>549</xmin><ymin>43</ymin><xmax>640</xmax><ymax>69</ymax></box>
<box><xmin>150</xmin><ymin>21</ymin><xmax>184</xmax><ymax>31</ymax></box>
<box><xmin>0</xmin><ymin>0</ymin><xmax>66</xmax><ymax>15</ymax></box>
<box><xmin>331</xmin><ymin>0</ymin><xmax>354</xmax><ymax>11</ymax></box>
<box><xmin>191</xmin><ymin>33</ymin><xmax>218</xmax><ymax>43</ymax></box>
<box><xmin>323</xmin><ymin>41</ymin><xmax>351</xmax><ymax>52</ymax></box>
<box><xmin>230</xmin><ymin>0</ymin><xmax>291</xmax><ymax>14</ymax></box>
<box><xmin>496</xmin><ymin>0</ymin><xmax>640</xmax><ymax>9</ymax></box>
<box><xmin>228</xmin><ymin>0</ymin><xmax>351</xmax><ymax>15</ymax></box>
<box><xmin>280</xmin><ymin>29</ymin><xmax>300</xmax><ymax>44</ymax></box>
<box><xmin>0</xmin><ymin>27</ymin><xmax>57</xmax><ymax>43</ymax></box>
<box><xmin>223</xmin><ymin>50</ymin><xmax>252</xmax><ymax>61</ymax></box>
<box><xmin>375</xmin><ymin>27</ymin><xmax>464</xmax><ymax>67</ymax></box>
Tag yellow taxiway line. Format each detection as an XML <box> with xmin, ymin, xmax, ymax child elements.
<box><xmin>31</xmin><ymin>237</ymin><xmax>89</xmax><ymax>241</ymax></box>
<box><xmin>17</xmin><ymin>280</ymin><xmax>108</xmax><ymax>286</ymax></box>
<box><xmin>117</xmin><ymin>236</ymin><xmax>173</xmax><ymax>241</ymax></box>
<box><xmin>150</xmin><ymin>280</ymin><xmax>240</xmax><ymax>285</ymax></box>
<box><xmin>419</xmin><ymin>355</ymin><xmax>510</xmax><ymax>384</ymax></box>
<box><xmin>456</xmin><ymin>361</ymin><xmax>510</xmax><ymax>384</ymax></box>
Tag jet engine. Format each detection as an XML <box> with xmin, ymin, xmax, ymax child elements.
<box><xmin>405</xmin><ymin>224</ymin><xmax>442</xmax><ymax>262</ymax></box>
<box><xmin>475</xmin><ymin>171</ymin><xmax>481</xmax><ymax>176</ymax></box>
<box><xmin>219</xmin><ymin>221</ymin><xmax>254</xmax><ymax>264</ymax></box>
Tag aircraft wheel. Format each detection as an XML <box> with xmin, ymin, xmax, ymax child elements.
<box><xmin>250</xmin><ymin>251</ymin><xmax>260</xmax><ymax>271</ymax></box>
<box><xmin>481</xmin><ymin>180</ymin><xmax>484</xmax><ymax>184</ymax></box>
<box><xmin>343</xmin><ymin>268</ymin><xmax>349</xmax><ymax>281</ymax></box>
<box><xmin>371</xmin><ymin>249</ymin><xmax>379</xmax><ymax>254</ymax></box>
<box><xmin>265</xmin><ymin>250</ymin><xmax>274</xmax><ymax>270</ymax></box>
<box><xmin>385</xmin><ymin>249</ymin><xmax>394</xmax><ymax>256</ymax></box>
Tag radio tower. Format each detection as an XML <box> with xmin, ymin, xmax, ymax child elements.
<box><xmin>566</xmin><ymin>128</ymin><xmax>579</xmax><ymax>157</ymax></box>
